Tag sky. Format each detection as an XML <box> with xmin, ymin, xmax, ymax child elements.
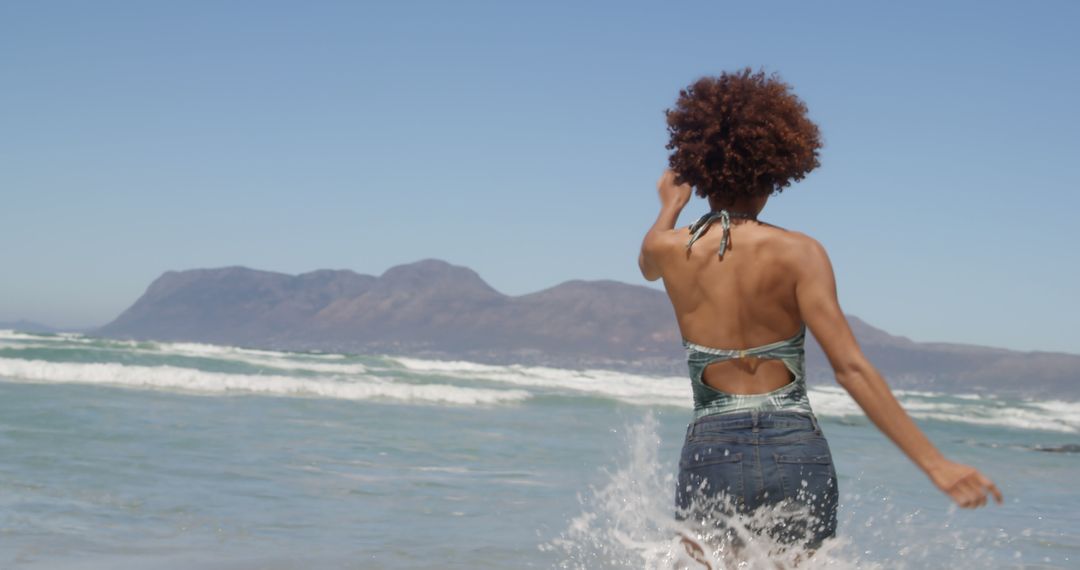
<box><xmin>1</xmin><ymin>1</ymin><xmax>1077</xmax><ymax>354</ymax></box>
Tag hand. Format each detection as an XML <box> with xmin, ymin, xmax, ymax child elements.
<box><xmin>657</xmin><ymin>169</ymin><xmax>692</xmax><ymax>209</ymax></box>
<box><xmin>927</xmin><ymin>458</ymin><xmax>1003</xmax><ymax>509</ymax></box>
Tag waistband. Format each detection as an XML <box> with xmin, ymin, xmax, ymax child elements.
<box><xmin>687</xmin><ymin>409</ymin><xmax>820</xmax><ymax>438</ymax></box>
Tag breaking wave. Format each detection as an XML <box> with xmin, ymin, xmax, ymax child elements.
<box><xmin>0</xmin><ymin>357</ymin><xmax>528</xmax><ymax>405</ymax></box>
<box><xmin>2</xmin><ymin>330</ymin><xmax>1077</xmax><ymax>433</ymax></box>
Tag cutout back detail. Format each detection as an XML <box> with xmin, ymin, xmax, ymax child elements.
<box><xmin>681</xmin><ymin>209</ymin><xmax>815</xmax><ymax>419</ymax></box>
<box><xmin>682</xmin><ymin>323</ymin><xmax>812</xmax><ymax>419</ymax></box>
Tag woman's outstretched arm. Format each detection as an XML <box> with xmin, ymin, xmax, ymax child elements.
<box><xmin>792</xmin><ymin>235</ymin><xmax>1003</xmax><ymax>509</ymax></box>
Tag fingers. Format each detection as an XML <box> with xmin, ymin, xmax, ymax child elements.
<box><xmin>951</xmin><ymin>472</ymin><xmax>1002</xmax><ymax>508</ymax></box>
<box><xmin>947</xmin><ymin>472</ymin><xmax>975</xmax><ymax>508</ymax></box>
<box><xmin>979</xmin><ymin>473</ymin><xmax>1004</xmax><ymax>504</ymax></box>
<box><xmin>955</xmin><ymin>479</ymin><xmax>979</xmax><ymax>508</ymax></box>
<box><xmin>969</xmin><ymin>477</ymin><xmax>987</xmax><ymax>508</ymax></box>
<box><xmin>968</xmin><ymin>473</ymin><xmax>1001</xmax><ymax>508</ymax></box>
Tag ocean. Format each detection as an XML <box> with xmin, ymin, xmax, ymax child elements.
<box><xmin>0</xmin><ymin>330</ymin><xmax>1076</xmax><ymax>569</ymax></box>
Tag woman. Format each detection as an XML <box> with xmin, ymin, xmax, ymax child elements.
<box><xmin>637</xmin><ymin>68</ymin><xmax>1002</xmax><ymax>564</ymax></box>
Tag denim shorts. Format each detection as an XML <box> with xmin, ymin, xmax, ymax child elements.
<box><xmin>675</xmin><ymin>409</ymin><xmax>839</xmax><ymax>551</ymax></box>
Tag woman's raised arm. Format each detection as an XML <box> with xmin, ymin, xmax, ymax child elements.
<box><xmin>792</xmin><ymin>235</ymin><xmax>1003</xmax><ymax>509</ymax></box>
<box><xmin>638</xmin><ymin>170</ymin><xmax>692</xmax><ymax>282</ymax></box>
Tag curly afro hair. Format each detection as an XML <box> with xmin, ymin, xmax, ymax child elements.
<box><xmin>665</xmin><ymin>67</ymin><xmax>823</xmax><ymax>204</ymax></box>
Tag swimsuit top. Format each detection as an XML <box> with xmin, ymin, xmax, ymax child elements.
<box><xmin>681</xmin><ymin>209</ymin><xmax>815</xmax><ymax>419</ymax></box>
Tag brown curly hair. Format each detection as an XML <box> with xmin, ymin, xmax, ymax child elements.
<box><xmin>665</xmin><ymin>67</ymin><xmax>823</xmax><ymax>204</ymax></box>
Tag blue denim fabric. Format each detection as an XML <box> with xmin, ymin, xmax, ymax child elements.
<box><xmin>675</xmin><ymin>410</ymin><xmax>839</xmax><ymax>550</ymax></box>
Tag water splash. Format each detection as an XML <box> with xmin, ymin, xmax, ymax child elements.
<box><xmin>544</xmin><ymin>412</ymin><xmax>872</xmax><ymax>569</ymax></box>
<box><xmin>542</xmin><ymin>411</ymin><xmax>1060</xmax><ymax>568</ymax></box>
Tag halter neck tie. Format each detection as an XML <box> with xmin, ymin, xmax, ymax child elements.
<box><xmin>685</xmin><ymin>209</ymin><xmax>756</xmax><ymax>259</ymax></box>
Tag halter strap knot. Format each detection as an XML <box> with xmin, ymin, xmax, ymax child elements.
<box><xmin>685</xmin><ymin>209</ymin><xmax>755</xmax><ymax>258</ymax></box>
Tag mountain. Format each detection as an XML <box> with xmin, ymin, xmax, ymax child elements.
<box><xmin>95</xmin><ymin>258</ymin><xmax>1080</xmax><ymax>399</ymax></box>
<box><xmin>0</xmin><ymin>319</ymin><xmax>62</xmax><ymax>333</ymax></box>
<box><xmin>97</xmin><ymin>265</ymin><xmax>375</xmax><ymax>346</ymax></box>
<box><xmin>96</xmin><ymin>259</ymin><xmax>682</xmax><ymax>370</ymax></box>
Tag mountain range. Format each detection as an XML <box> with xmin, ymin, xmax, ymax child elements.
<box><xmin>0</xmin><ymin>319</ymin><xmax>62</xmax><ymax>333</ymax></box>
<box><xmin>48</xmin><ymin>258</ymin><xmax>1075</xmax><ymax>400</ymax></box>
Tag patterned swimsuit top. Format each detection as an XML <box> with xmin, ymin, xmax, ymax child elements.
<box><xmin>681</xmin><ymin>209</ymin><xmax>814</xmax><ymax>419</ymax></box>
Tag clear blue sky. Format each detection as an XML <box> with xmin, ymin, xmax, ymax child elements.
<box><xmin>2</xmin><ymin>1</ymin><xmax>1077</xmax><ymax>354</ymax></box>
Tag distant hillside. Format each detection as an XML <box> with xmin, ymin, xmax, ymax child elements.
<box><xmin>95</xmin><ymin>258</ymin><xmax>1080</xmax><ymax>400</ymax></box>
<box><xmin>0</xmin><ymin>319</ymin><xmax>62</xmax><ymax>333</ymax></box>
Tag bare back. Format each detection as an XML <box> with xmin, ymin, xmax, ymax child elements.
<box><xmin>659</xmin><ymin>219</ymin><xmax>807</xmax><ymax>395</ymax></box>
<box><xmin>645</xmin><ymin>163</ymin><xmax>1002</xmax><ymax>511</ymax></box>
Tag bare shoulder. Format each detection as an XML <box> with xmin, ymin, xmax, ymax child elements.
<box><xmin>638</xmin><ymin>226</ymin><xmax>687</xmax><ymax>281</ymax></box>
<box><xmin>787</xmin><ymin>229</ymin><xmax>827</xmax><ymax>258</ymax></box>
<box><xmin>759</xmin><ymin>225</ymin><xmax>829</xmax><ymax>273</ymax></box>
<box><xmin>642</xmin><ymin>226</ymin><xmax>687</xmax><ymax>257</ymax></box>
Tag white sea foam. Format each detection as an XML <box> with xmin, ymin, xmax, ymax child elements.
<box><xmin>4</xmin><ymin>331</ymin><xmax>1077</xmax><ymax>433</ymax></box>
<box><xmin>146</xmin><ymin>339</ymin><xmax>335</xmax><ymax>360</ymax></box>
<box><xmin>809</xmin><ymin>385</ymin><xmax>1080</xmax><ymax>434</ymax></box>
<box><xmin>0</xmin><ymin>330</ymin><xmax>49</xmax><ymax>341</ymax></box>
<box><xmin>154</xmin><ymin>343</ymin><xmax>370</xmax><ymax>374</ymax></box>
<box><xmin>0</xmin><ymin>330</ymin><xmax>365</xmax><ymax>374</ymax></box>
<box><xmin>393</xmin><ymin>356</ymin><xmax>691</xmax><ymax>407</ymax></box>
<box><xmin>0</xmin><ymin>357</ymin><xmax>529</xmax><ymax>405</ymax></box>
<box><xmin>393</xmin><ymin>356</ymin><xmax>1080</xmax><ymax>434</ymax></box>
<box><xmin>547</xmin><ymin>413</ymin><xmax>1020</xmax><ymax>569</ymax></box>
<box><xmin>544</xmin><ymin>412</ymin><xmax>866</xmax><ymax>569</ymax></box>
<box><xmin>1029</xmin><ymin>398</ymin><xmax>1080</xmax><ymax>417</ymax></box>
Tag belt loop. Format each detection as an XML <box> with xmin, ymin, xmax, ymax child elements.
<box><xmin>810</xmin><ymin>413</ymin><xmax>821</xmax><ymax>433</ymax></box>
<box><xmin>751</xmin><ymin>409</ymin><xmax>760</xmax><ymax>432</ymax></box>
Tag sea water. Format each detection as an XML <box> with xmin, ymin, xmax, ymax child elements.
<box><xmin>0</xmin><ymin>330</ymin><xmax>1076</xmax><ymax>569</ymax></box>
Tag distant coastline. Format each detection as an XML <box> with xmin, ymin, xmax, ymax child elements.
<box><xmin>6</xmin><ymin>258</ymin><xmax>1078</xmax><ymax>400</ymax></box>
